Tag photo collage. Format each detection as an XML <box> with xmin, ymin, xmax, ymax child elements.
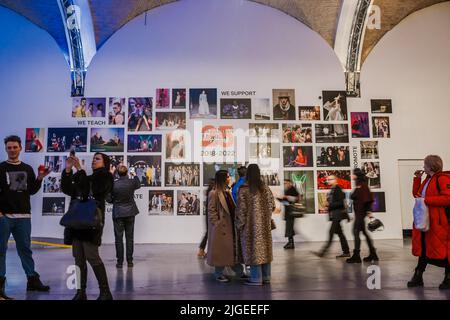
<box><xmin>29</xmin><ymin>88</ymin><xmax>390</xmax><ymax>217</ymax></box>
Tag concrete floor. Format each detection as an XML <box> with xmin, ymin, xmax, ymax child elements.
<box><xmin>3</xmin><ymin>239</ymin><xmax>450</xmax><ymax>300</ymax></box>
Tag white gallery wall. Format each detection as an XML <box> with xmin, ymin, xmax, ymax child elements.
<box><xmin>0</xmin><ymin>0</ymin><xmax>449</xmax><ymax>244</ymax></box>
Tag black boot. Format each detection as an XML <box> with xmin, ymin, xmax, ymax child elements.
<box><xmin>283</xmin><ymin>237</ymin><xmax>295</xmax><ymax>250</ymax></box>
<box><xmin>439</xmin><ymin>269</ymin><xmax>450</xmax><ymax>290</ymax></box>
<box><xmin>72</xmin><ymin>263</ymin><xmax>87</xmax><ymax>300</ymax></box>
<box><xmin>72</xmin><ymin>289</ymin><xmax>87</xmax><ymax>300</ymax></box>
<box><xmin>407</xmin><ymin>269</ymin><xmax>424</xmax><ymax>288</ymax></box>
<box><xmin>363</xmin><ymin>249</ymin><xmax>379</xmax><ymax>262</ymax></box>
<box><xmin>346</xmin><ymin>250</ymin><xmax>362</xmax><ymax>264</ymax></box>
<box><xmin>92</xmin><ymin>264</ymin><xmax>113</xmax><ymax>300</ymax></box>
<box><xmin>26</xmin><ymin>275</ymin><xmax>50</xmax><ymax>292</ymax></box>
<box><xmin>0</xmin><ymin>276</ymin><xmax>14</xmax><ymax>300</ymax></box>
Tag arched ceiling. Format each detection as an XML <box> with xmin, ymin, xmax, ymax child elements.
<box><xmin>0</xmin><ymin>0</ymin><xmax>447</xmax><ymax>66</ymax></box>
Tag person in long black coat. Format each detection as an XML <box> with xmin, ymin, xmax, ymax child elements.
<box><xmin>61</xmin><ymin>152</ymin><xmax>114</xmax><ymax>300</ymax></box>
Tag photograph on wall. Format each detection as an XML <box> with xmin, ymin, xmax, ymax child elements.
<box><xmin>249</xmin><ymin>142</ymin><xmax>280</xmax><ymax>159</ymax></box>
<box><xmin>90</xmin><ymin>128</ymin><xmax>125</xmax><ymax>152</ymax></box>
<box><xmin>371</xmin><ymin>99</ymin><xmax>392</xmax><ymax>113</ymax></box>
<box><xmin>220</xmin><ymin>98</ymin><xmax>251</xmax><ymax>119</ymax></box>
<box><xmin>128</xmin><ymin>97</ymin><xmax>153</xmax><ymax>132</ymax></box>
<box><xmin>25</xmin><ymin>128</ymin><xmax>45</xmax><ymax>152</ymax></box>
<box><xmin>72</xmin><ymin>97</ymin><xmax>106</xmax><ymax>118</ymax></box>
<box><xmin>316</xmin><ymin>146</ymin><xmax>350</xmax><ymax>167</ymax></box>
<box><xmin>43</xmin><ymin>176</ymin><xmax>62</xmax><ymax>193</ymax></box>
<box><xmin>127</xmin><ymin>155</ymin><xmax>162</xmax><ymax>187</ymax></box>
<box><xmin>108</xmin><ymin>98</ymin><xmax>126</xmax><ymax>125</ymax></box>
<box><xmin>372</xmin><ymin>116</ymin><xmax>390</xmax><ymax>138</ymax></box>
<box><xmin>360</xmin><ymin>141</ymin><xmax>379</xmax><ymax>160</ymax></box>
<box><xmin>284</xmin><ymin>171</ymin><xmax>315</xmax><ymax>214</ymax></box>
<box><xmin>272</xmin><ymin>89</ymin><xmax>296</xmax><ymax>120</ymax></box>
<box><xmin>149</xmin><ymin>190</ymin><xmax>174</xmax><ymax>215</ymax></box>
<box><xmin>351</xmin><ymin>112</ymin><xmax>370</xmax><ymax>138</ymax></box>
<box><xmin>283</xmin><ymin>146</ymin><xmax>313</xmax><ymax>168</ymax></box>
<box><xmin>249</xmin><ymin>123</ymin><xmax>280</xmax><ymax>139</ymax></box>
<box><xmin>315</xmin><ymin>124</ymin><xmax>349</xmax><ymax>143</ymax></box>
<box><xmin>201</xmin><ymin>125</ymin><xmax>236</xmax><ymax>162</ymax></box>
<box><xmin>261</xmin><ymin>170</ymin><xmax>281</xmax><ymax>186</ymax></box>
<box><xmin>318</xmin><ymin>192</ymin><xmax>352</xmax><ymax>214</ymax></box>
<box><xmin>155</xmin><ymin>111</ymin><xmax>186</xmax><ymax>130</ymax></box>
<box><xmin>166</xmin><ymin>130</ymin><xmax>186</xmax><ymax>160</ymax></box>
<box><xmin>253</xmin><ymin>98</ymin><xmax>270</xmax><ymax>120</ymax></box>
<box><xmin>298</xmin><ymin>106</ymin><xmax>321</xmax><ymax>121</ymax></box>
<box><xmin>165</xmin><ymin>163</ymin><xmax>200</xmax><ymax>187</ymax></box>
<box><xmin>362</xmin><ymin>161</ymin><xmax>381</xmax><ymax>189</ymax></box>
<box><xmin>44</xmin><ymin>156</ymin><xmax>67</xmax><ymax>173</ymax></box>
<box><xmin>172</xmin><ymin>89</ymin><xmax>186</xmax><ymax>109</ymax></box>
<box><xmin>189</xmin><ymin>88</ymin><xmax>217</xmax><ymax>119</ymax></box>
<box><xmin>47</xmin><ymin>128</ymin><xmax>87</xmax><ymax>152</ymax></box>
<box><xmin>203</xmin><ymin>163</ymin><xmax>245</xmax><ymax>187</ymax></box>
<box><xmin>109</xmin><ymin>155</ymin><xmax>124</xmax><ymax>179</ymax></box>
<box><xmin>317</xmin><ymin>170</ymin><xmax>352</xmax><ymax>190</ymax></box>
<box><xmin>127</xmin><ymin>134</ymin><xmax>162</xmax><ymax>153</ymax></box>
<box><xmin>176</xmin><ymin>190</ymin><xmax>201</xmax><ymax>216</ymax></box>
<box><xmin>42</xmin><ymin>197</ymin><xmax>66</xmax><ymax>216</ymax></box>
<box><xmin>282</xmin><ymin>124</ymin><xmax>312</xmax><ymax>143</ymax></box>
<box><xmin>322</xmin><ymin>91</ymin><xmax>348</xmax><ymax>121</ymax></box>
<box><xmin>372</xmin><ymin>192</ymin><xmax>386</xmax><ymax>212</ymax></box>
<box><xmin>156</xmin><ymin>88</ymin><xmax>170</xmax><ymax>109</ymax></box>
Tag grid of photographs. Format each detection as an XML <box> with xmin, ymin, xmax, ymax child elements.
<box><xmin>35</xmin><ymin>88</ymin><xmax>392</xmax><ymax>220</ymax></box>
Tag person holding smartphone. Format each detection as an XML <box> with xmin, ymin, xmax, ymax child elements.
<box><xmin>61</xmin><ymin>151</ymin><xmax>114</xmax><ymax>300</ymax></box>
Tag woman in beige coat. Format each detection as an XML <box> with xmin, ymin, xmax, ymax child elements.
<box><xmin>236</xmin><ymin>164</ymin><xmax>275</xmax><ymax>286</ymax></box>
<box><xmin>206</xmin><ymin>170</ymin><xmax>246</xmax><ymax>283</ymax></box>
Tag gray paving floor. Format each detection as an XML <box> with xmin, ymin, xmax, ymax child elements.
<box><xmin>3</xmin><ymin>239</ymin><xmax>450</xmax><ymax>300</ymax></box>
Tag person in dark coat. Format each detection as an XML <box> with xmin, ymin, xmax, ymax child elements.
<box><xmin>346</xmin><ymin>168</ymin><xmax>378</xmax><ymax>263</ymax></box>
<box><xmin>61</xmin><ymin>152</ymin><xmax>114</xmax><ymax>300</ymax></box>
<box><xmin>109</xmin><ymin>165</ymin><xmax>141</xmax><ymax>268</ymax></box>
<box><xmin>314</xmin><ymin>175</ymin><xmax>350</xmax><ymax>258</ymax></box>
<box><xmin>281</xmin><ymin>179</ymin><xmax>299</xmax><ymax>249</ymax></box>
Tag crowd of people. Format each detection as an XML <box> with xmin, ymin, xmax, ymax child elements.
<box><xmin>1</xmin><ymin>135</ymin><xmax>449</xmax><ymax>300</ymax></box>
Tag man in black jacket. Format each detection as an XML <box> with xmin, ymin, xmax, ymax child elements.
<box><xmin>314</xmin><ymin>175</ymin><xmax>350</xmax><ymax>258</ymax></box>
<box><xmin>110</xmin><ymin>165</ymin><xmax>141</xmax><ymax>268</ymax></box>
<box><xmin>0</xmin><ymin>135</ymin><xmax>51</xmax><ymax>300</ymax></box>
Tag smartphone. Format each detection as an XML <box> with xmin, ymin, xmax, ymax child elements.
<box><xmin>70</xmin><ymin>148</ymin><xmax>76</xmax><ymax>157</ymax></box>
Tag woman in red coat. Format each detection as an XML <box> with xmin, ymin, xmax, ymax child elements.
<box><xmin>408</xmin><ymin>155</ymin><xmax>450</xmax><ymax>289</ymax></box>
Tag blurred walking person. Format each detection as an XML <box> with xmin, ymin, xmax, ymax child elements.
<box><xmin>314</xmin><ymin>175</ymin><xmax>350</xmax><ymax>258</ymax></box>
<box><xmin>346</xmin><ymin>168</ymin><xmax>378</xmax><ymax>263</ymax></box>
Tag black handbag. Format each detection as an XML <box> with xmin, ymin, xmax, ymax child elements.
<box><xmin>60</xmin><ymin>198</ymin><xmax>103</xmax><ymax>230</ymax></box>
<box><xmin>60</xmin><ymin>182</ymin><xmax>103</xmax><ymax>230</ymax></box>
<box><xmin>288</xmin><ymin>204</ymin><xmax>305</xmax><ymax>218</ymax></box>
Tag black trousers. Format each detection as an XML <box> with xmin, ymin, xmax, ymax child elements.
<box><xmin>72</xmin><ymin>239</ymin><xmax>103</xmax><ymax>289</ymax></box>
<box><xmin>416</xmin><ymin>231</ymin><xmax>450</xmax><ymax>273</ymax></box>
<box><xmin>353</xmin><ymin>216</ymin><xmax>375</xmax><ymax>253</ymax></box>
<box><xmin>199</xmin><ymin>209</ymin><xmax>209</xmax><ymax>250</ymax></box>
<box><xmin>113</xmin><ymin>216</ymin><xmax>135</xmax><ymax>264</ymax></box>
<box><xmin>322</xmin><ymin>220</ymin><xmax>350</xmax><ymax>254</ymax></box>
<box><xmin>285</xmin><ymin>216</ymin><xmax>295</xmax><ymax>238</ymax></box>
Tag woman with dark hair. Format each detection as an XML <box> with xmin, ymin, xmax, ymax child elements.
<box><xmin>346</xmin><ymin>168</ymin><xmax>378</xmax><ymax>263</ymax></box>
<box><xmin>197</xmin><ymin>178</ymin><xmax>215</xmax><ymax>258</ymax></box>
<box><xmin>408</xmin><ymin>155</ymin><xmax>450</xmax><ymax>289</ymax></box>
<box><xmin>236</xmin><ymin>164</ymin><xmax>275</xmax><ymax>285</ymax></box>
<box><xmin>61</xmin><ymin>152</ymin><xmax>114</xmax><ymax>300</ymax></box>
<box><xmin>206</xmin><ymin>170</ymin><xmax>246</xmax><ymax>282</ymax></box>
